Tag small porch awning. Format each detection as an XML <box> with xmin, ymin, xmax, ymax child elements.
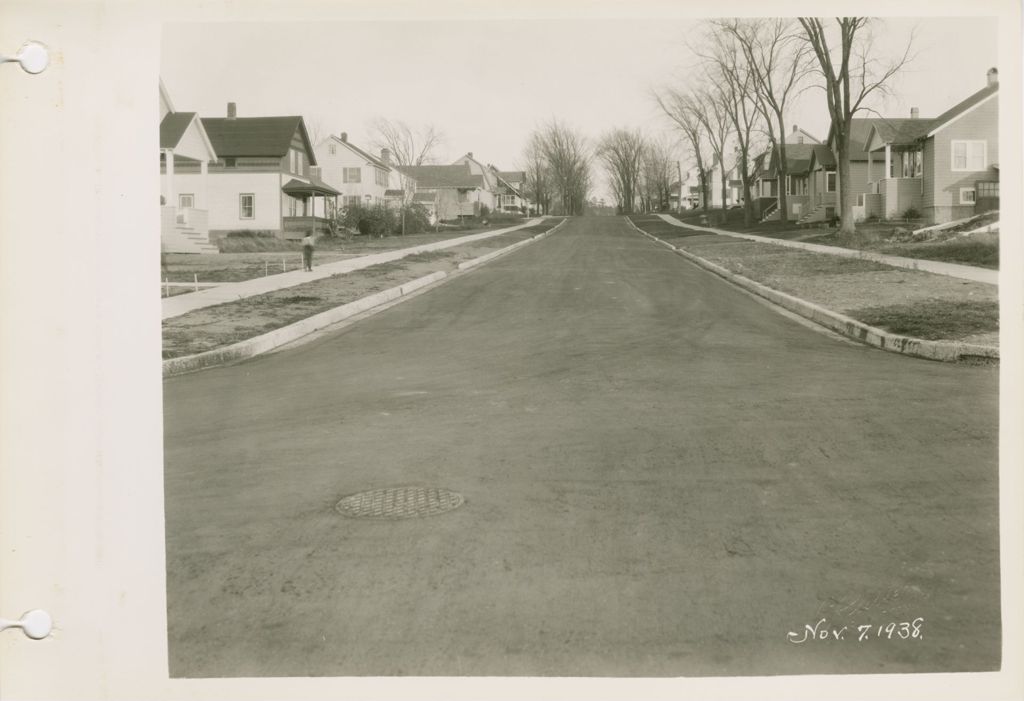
<box><xmin>384</xmin><ymin>189</ymin><xmax>405</xmax><ymax>198</ymax></box>
<box><xmin>282</xmin><ymin>178</ymin><xmax>341</xmax><ymax>196</ymax></box>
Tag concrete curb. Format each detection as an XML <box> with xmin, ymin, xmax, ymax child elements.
<box><xmin>627</xmin><ymin>218</ymin><xmax>998</xmax><ymax>363</ymax></box>
<box><xmin>163</xmin><ymin>220</ymin><xmax>565</xmax><ymax>377</ymax></box>
<box><xmin>458</xmin><ymin>218</ymin><xmax>567</xmax><ymax>271</ymax></box>
<box><xmin>162</xmin><ymin>217</ymin><xmax>549</xmax><ymax>320</ymax></box>
<box><xmin>654</xmin><ymin>213</ymin><xmax>998</xmax><ymax>285</ymax></box>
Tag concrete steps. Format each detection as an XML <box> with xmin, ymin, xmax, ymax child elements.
<box><xmin>163</xmin><ymin>226</ymin><xmax>219</xmax><ymax>254</ymax></box>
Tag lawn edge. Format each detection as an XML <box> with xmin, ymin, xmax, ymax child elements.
<box><xmin>626</xmin><ymin>218</ymin><xmax>998</xmax><ymax>364</ymax></box>
<box><xmin>162</xmin><ymin>219</ymin><xmax>567</xmax><ymax>377</ymax></box>
<box><xmin>649</xmin><ymin>214</ymin><xmax>998</xmax><ymax>285</ymax></box>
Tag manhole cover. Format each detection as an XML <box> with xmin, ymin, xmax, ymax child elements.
<box><xmin>335</xmin><ymin>487</ymin><xmax>464</xmax><ymax>520</ymax></box>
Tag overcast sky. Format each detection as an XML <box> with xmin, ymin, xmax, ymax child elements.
<box><xmin>162</xmin><ymin>16</ymin><xmax>997</xmax><ymax>199</ymax></box>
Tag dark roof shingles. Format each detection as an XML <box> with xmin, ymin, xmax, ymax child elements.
<box><xmin>160</xmin><ymin>112</ymin><xmax>196</xmax><ymax>149</ymax></box>
<box><xmin>201</xmin><ymin>116</ymin><xmax>306</xmax><ymax>158</ymax></box>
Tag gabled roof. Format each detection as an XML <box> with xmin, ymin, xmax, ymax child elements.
<box><xmin>865</xmin><ymin>118</ymin><xmax>936</xmax><ymax>149</ymax></box>
<box><xmin>825</xmin><ymin>119</ymin><xmax>890</xmax><ymax>162</ymax></box>
<box><xmin>324</xmin><ymin>135</ymin><xmax>391</xmax><ymax>170</ymax></box>
<box><xmin>160</xmin><ymin>111</ymin><xmax>217</xmax><ymax>162</ymax></box>
<box><xmin>201</xmin><ymin>116</ymin><xmax>314</xmax><ymax>162</ymax></box>
<box><xmin>807</xmin><ymin>144</ymin><xmax>836</xmax><ymax>171</ymax></box>
<box><xmin>926</xmin><ymin>83</ymin><xmax>999</xmax><ymax>137</ymax></box>
<box><xmin>763</xmin><ymin>143</ymin><xmax>817</xmax><ymax>176</ymax></box>
<box><xmin>160</xmin><ymin>112</ymin><xmax>197</xmax><ymax>149</ymax></box>
<box><xmin>384</xmin><ymin>189</ymin><xmax>404</xmax><ymax>197</ymax></box>
<box><xmin>452</xmin><ymin>153</ymin><xmax>498</xmax><ymax>189</ymax></box>
<box><xmin>487</xmin><ymin>165</ymin><xmax>524</xmax><ymax>196</ymax></box>
<box><xmin>398</xmin><ymin>164</ymin><xmax>483</xmax><ymax>188</ymax></box>
<box><xmin>498</xmin><ymin>170</ymin><xmax>525</xmax><ymax>182</ymax></box>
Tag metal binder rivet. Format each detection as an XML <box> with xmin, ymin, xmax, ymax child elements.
<box><xmin>0</xmin><ymin>41</ymin><xmax>49</xmax><ymax>74</ymax></box>
<box><xmin>0</xmin><ymin>610</ymin><xmax>53</xmax><ymax>640</ymax></box>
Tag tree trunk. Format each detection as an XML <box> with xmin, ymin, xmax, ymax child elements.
<box><xmin>836</xmin><ymin>135</ymin><xmax>855</xmax><ymax>235</ymax></box>
<box><xmin>741</xmin><ymin>166</ymin><xmax>754</xmax><ymax>227</ymax></box>
<box><xmin>720</xmin><ymin>170</ymin><xmax>728</xmax><ymax>213</ymax></box>
<box><xmin>777</xmin><ymin>140</ymin><xmax>789</xmax><ymax>224</ymax></box>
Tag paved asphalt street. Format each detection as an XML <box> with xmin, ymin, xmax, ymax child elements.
<box><xmin>163</xmin><ymin>216</ymin><xmax>1000</xmax><ymax>678</ymax></box>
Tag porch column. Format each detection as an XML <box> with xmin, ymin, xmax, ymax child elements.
<box><xmin>199</xmin><ymin>159</ymin><xmax>207</xmax><ymax>213</ymax></box>
<box><xmin>163</xmin><ymin>148</ymin><xmax>175</xmax><ymax>208</ymax></box>
<box><xmin>867</xmin><ymin>150</ymin><xmax>872</xmax><ymax>188</ymax></box>
<box><xmin>884</xmin><ymin>145</ymin><xmax>891</xmax><ymax>180</ymax></box>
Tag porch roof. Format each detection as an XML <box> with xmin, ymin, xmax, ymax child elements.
<box><xmin>282</xmin><ymin>178</ymin><xmax>341</xmax><ymax>196</ymax></box>
<box><xmin>865</xmin><ymin>118</ymin><xmax>936</xmax><ymax>151</ymax></box>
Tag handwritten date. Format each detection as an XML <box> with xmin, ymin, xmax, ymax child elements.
<box><xmin>787</xmin><ymin>617</ymin><xmax>924</xmax><ymax>644</ymax></box>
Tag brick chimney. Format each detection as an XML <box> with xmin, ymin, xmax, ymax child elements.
<box><xmin>227</xmin><ymin>102</ymin><xmax>237</xmax><ymax>119</ymax></box>
<box><xmin>340</xmin><ymin>132</ymin><xmax>348</xmax><ymax>142</ymax></box>
<box><xmin>467</xmin><ymin>152</ymin><xmax>473</xmax><ymax>158</ymax></box>
<box><xmin>792</xmin><ymin>124</ymin><xmax>798</xmax><ymax>132</ymax></box>
<box><xmin>910</xmin><ymin>107</ymin><xmax>919</xmax><ymax>119</ymax></box>
<box><xmin>987</xmin><ymin>67</ymin><xmax>998</xmax><ymax>86</ymax></box>
<box><xmin>381</xmin><ymin>148</ymin><xmax>391</xmax><ymax>165</ymax></box>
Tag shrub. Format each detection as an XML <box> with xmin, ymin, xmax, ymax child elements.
<box><xmin>903</xmin><ymin>207</ymin><xmax>921</xmax><ymax>220</ymax></box>
<box><xmin>398</xmin><ymin>203</ymin><xmax>433</xmax><ymax>235</ymax></box>
<box><xmin>339</xmin><ymin>203</ymin><xmax>397</xmax><ymax>238</ymax></box>
<box><xmin>479</xmin><ymin>204</ymin><xmax>491</xmax><ymax>219</ymax></box>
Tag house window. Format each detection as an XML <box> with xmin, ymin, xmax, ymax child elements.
<box><xmin>329</xmin><ymin>144</ymin><xmax>336</xmax><ymax>155</ymax></box>
<box><xmin>239</xmin><ymin>193</ymin><xmax>255</xmax><ymax>219</ymax></box>
<box><xmin>960</xmin><ymin>188</ymin><xmax>976</xmax><ymax>205</ymax></box>
<box><xmin>343</xmin><ymin>168</ymin><xmax>361</xmax><ymax>183</ymax></box>
<box><xmin>295</xmin><ymin>151</ymin><xmax>304</xmax><ymax>175</ymax></box>
<box><xmin>344</xmin><ymin>195</ymin><xmax>361</xmax><ymax>207</ymax></box>
<box><xmin>951</xmin><ymin>141</ymin><xmax>986</xmax><ymax>171</ymax></box>
<box><xmin>178</xmin><ymin>193</ymin><xmax>194</xmax><ymax>209</ymax></box>
<box><xmin>826</xmin><ymin>172</ymin><xmax>837</xmax><ymax>192</ymax></box>
<box><xmin>375</xmin><ymin>168</ymin><xmax>389</xmax><ymax>187</ymax></box>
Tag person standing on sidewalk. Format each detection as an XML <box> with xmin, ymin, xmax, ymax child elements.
<box><xmin>301</xmin><ymin>232</ymin><xmax>316</xmax><ymax>271</ymax></box>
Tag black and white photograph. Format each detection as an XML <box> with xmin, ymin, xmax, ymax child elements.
<box><xmin>1</xmin><ymin>1</ymin><xmax>1023</xmax><ymax>699</ymax></box>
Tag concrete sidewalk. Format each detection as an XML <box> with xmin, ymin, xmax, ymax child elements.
<box><xmin>656</xmin><ymin>213</ymin><xmax>997</xmax><ymax>285</ymax></box>
<box><xmin>162</xmin><ymin>219</ymin><xmax>543</xmax><ymax>320</ymax></box>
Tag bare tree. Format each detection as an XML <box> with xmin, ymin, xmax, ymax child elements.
<box><xmin>640</xmin><ymin>136</ymin><xmax>678</xmax><ymax>213</ymax></box>
<box><xmin>305</xmin><ymin>117</ymin><xmax>326</xmax><ymax>146</ymax></box>
<box><xmin>698</xmin><ymin>24</ymin><xmax>765</xmax><ymax>226</ymax></box>
<box><xmin>798</xmin><ymin>17</ymin><xmax>914</xmax><ymax>235</ymax></box>
<box><xmin>654</xmin><ymin>87</ymin><xmax>713</xmax><ymax>212</ymax></box>
<box><xmin>719</xmin><ymin>18</ymin><xmax>814</xmax><ymax>223</ymax></box>
<box><xmin>692</xmin><ymin>84</ymin><xmax>736</xmax><ymax>213</ymax></box>
<box><xmin>534</xmin><ymin>119</ymin><xmax>592</xmax><ymax>216</ymax></box>
<box><xmin>368</xmin><ymin>117</ymin><xmax>445</xmax><ymax>167</ymax></box>
<box><xmin>596</xmin><ymin>128</ymin><xmax>647</xmax><ymax>214</ymax></box>
<box><xmin>521</xmin><ymin>133</ymin><xmax>552</xmax><ymax>215</ymax></box>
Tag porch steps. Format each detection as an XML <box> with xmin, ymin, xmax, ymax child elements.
<box><xmin>797</xmin><ymin>204</ymin><xmax>829</xmax><ymax>225</ymax></box>
<box><xmin>162</xmin><ymin>225</ymin><xmax>219</xmax><ymax>255</ymax></box>
<box><xmin>759</xmin><ymin>201</ymin><xmax>779</xmax><ymax>223</ymax></box>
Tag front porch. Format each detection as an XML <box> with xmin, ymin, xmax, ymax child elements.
<box><xmin>281</xmin><ymin>178</ymin><xmax>341</xmax><ymax>239</ymax></box>
<box><xmin>867</xmin><ymin>142</ymin><xmax>923</xmax><ymax>219</ymax></box>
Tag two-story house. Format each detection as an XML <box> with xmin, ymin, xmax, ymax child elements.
<box><xmin>314</xmin><ymin>133</ymin><xmax>412</xmax><ymax>209</ymax></box>
<box><xmin>164</xmin><ymin>102</ymin><xmax>340</xmax><ymax>241</ymax></box>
